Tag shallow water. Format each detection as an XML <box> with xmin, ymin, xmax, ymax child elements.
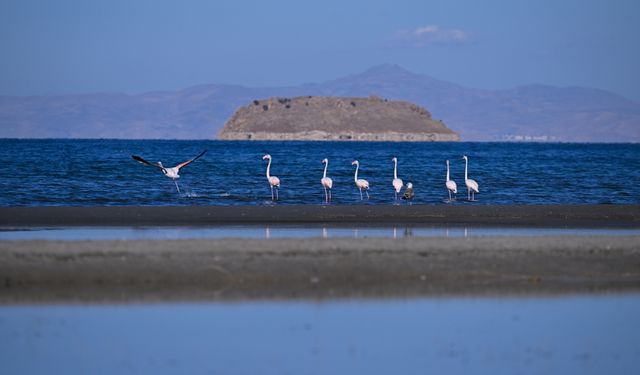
<box><xmin>2</xmin><ymin>139</ymin><xmax>639</xmax><ymax>206</ymax></box>
<box><xmin>1</xmin><ymin>294</ymin><xmax>639</xmax><ymax>375</ymax></box>
<box><xmin>2</xmin><ymin>225</ymin><xmax>640</xmax><ymax>240</ymax></box>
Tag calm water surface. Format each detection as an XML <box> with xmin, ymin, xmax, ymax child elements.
<box><xmin>1</xmin><ymin>295</ymin><xmax>639</xmax><ymax>375</ymax></box>
<box><xmin>1</xmin><ymin>225</ymin><xmax>640</xmax><ymax>240</ymax></box>
<box><xmin>1</xmin><ymin>139</ymin><xmax>639</xmax><ymax>206</ymax></box>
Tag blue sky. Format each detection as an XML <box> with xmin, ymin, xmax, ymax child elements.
<box><xmin>1</xmin><ymin>0</ymin><xmax>639</xmax><ymax>100</ymax></box>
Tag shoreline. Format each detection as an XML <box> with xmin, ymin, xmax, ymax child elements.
<box><xmin>2</xmin><ymin>204</ymin><xmax>639</xmax><ymax>228</ymax></box>
<box><xmin>2</xmin><ymin>204</ymin><xmax>639</xmax><ymax>304</ymax></box>
<box><xmin>2</xmin><ymin>235</ymin><xmax>639</xmax><ymax>304</ymax></box>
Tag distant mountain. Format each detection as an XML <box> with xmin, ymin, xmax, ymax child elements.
<box><xmin>1</xmin><ymin>64</ymin><xmax>639</xmax><ymax>142</ymax></box>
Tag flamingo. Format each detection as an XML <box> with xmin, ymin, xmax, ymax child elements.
<box><xmin>351</xmin><ymin>160</ymin><xmax>370</xmax><ymax>200</ymax></box>
<box><xmin>321</xmin><ymin>158</ymin><xmax>333</xmax><ymax>203</ymax></box>
<box><xmin>462</xmin><ymin>155</ymin><xmax>479</xmax><ymax>201</ymax></box>
<box><xmin>445</xmin><ymin>160</ymin><xmax>457</xmax><ymax>202</ymax></box>
<box><xmin>131</xmin><ymin>150</ymin><xmax>207</xmax><ymax>193</ymax></box>
<box><xmin>262</xmin><ymin>154</ymin><xmax>280</xmax><ymax>200</ymax></box>
<box><xmin>402</xmin><ymin>182</ymin><xmax>414</xmax><ymax>202</ymax></box>
<box><xmin>392</xmin><ymin>157</ymin><xmax>404</xmax><ymax>200</ymax></box>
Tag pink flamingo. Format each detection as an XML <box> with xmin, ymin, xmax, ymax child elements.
<box><xmin>462</xmin><ymin>155</ymin><xmax>479</xmax><ymax>201</ymax></box>
<box><xmin>392</xmin><ymin>157</ymin><xmax>404</xmax><ymax>200</ymax></box>
<box><xmin>262</xmin><ymin>154</ymin><xmax>280</xmax><ymax>200</ymax></box>
<box><xmin>321</xmin><ymin>158</ymin><xmax>333</xmax><ymax>203</ymax></box>
<box><xmin>131</xmin><ymin>150</ymin><xmax>207</xmax><ymax>193</ymax></box>
<box><xmin>351</xmin><ymin>160</ymin><xmax>370</xmax><ymax>199</ymax></box>
<box><xmin>446</xmin><ymin>160</ymin><xmax>457</xmax><ymax>202</ymax></box>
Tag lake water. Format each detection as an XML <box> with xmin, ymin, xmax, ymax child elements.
<box><xmin>1</xmin><ymin>139</ymin><xmax>639</xmax><ymax>206</ymax></box>
<box><xmin>1</xmin><ymin>294</ymin><xmax>639</xmax><ymax>375</ymax></box>
<box><xmin>1</xmin><ymin>225</ymin><xmax>640</xmax><ymax>240</ymax></box>
<box><xmin>2</xmin><ymin>140</ymin><xmax>639</xmax><ymax>374</ymax></box>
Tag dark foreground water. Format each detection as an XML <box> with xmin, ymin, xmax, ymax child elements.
<box><xmin>1</xmin><ymin>139</ymin><xmax>639</xmax><ymax>206</ymax></box>
<box><xmin>1</xmin><ymin>295</ymin><xmax>638</xmax><ymax>375</ymax></box>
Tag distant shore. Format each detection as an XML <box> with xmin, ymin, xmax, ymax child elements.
<box><xmin>2</xmin><ymin>204</ymin><xmax>639</xmax><ymax>228</ymax></box>
<box><xmin>218</xmin><ymin>131</ymin><xmax>460</xmax><ymax>141</ymax></box>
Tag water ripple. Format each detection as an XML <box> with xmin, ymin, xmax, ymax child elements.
<box><xmin>1</xmin><ymin>139</ymin><xmax>639</xmax><ymax>206</ymax></box>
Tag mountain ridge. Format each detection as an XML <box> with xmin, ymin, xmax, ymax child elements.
<box><xmin>1</xmin><ymin>64</ymin><xmax>638</xmax><ymax>142</ymax></box>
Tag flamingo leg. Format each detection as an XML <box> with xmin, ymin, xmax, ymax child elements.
<box><xmin>174</xmin><ymin>179</ymin><xmax>181</xmax><ymax>193</ymax></box>
<box><xmin>275</xmin><ymin>187</ymin><xmax>279</xmax><ymax>200</ymax></box>
<box><xmin>270</xmin><ymin>185</ymin><xmax>274</xmax><ymax>201</ymax></box>
<box><xmin>323</xmin><ymin>186</ymin><xmax>328</xmax><ymax>203</ymax></box>
<box><xmin>359</xmin><ymin>188</ymin><xmax>363</xmax><ymax>200</ymax></box>
<box><xmin>329</xmin><ymin>189</ymin><xmax>332</xmax><ymax>202</ymax></box>
<box><xmin>448</xmin><ymin>190</ymin><xmax>452</xmax><ymax>202</ymax></box>
<box><xmin>365</xmin><ymin>189</ymin><xmax>369</xmax><ymax>200</ymax></box>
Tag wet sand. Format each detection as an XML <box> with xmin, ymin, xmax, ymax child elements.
<box><xmin>1</xmin><ymin>204</ymin><xmax>639</xmax><ymax>303</ymax></box>
<box><xmin>2</xmin><ymin>204</ymin><xmax>640</xmax><ymax>227</ymax></box>
<box><xmin>2</xmin><ymin>235</ymin><xmax>639</xmax><ymax>303</ymax></box>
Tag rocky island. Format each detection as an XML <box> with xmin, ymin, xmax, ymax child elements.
<box><xmin>218</xmin><ymin>95</ymin><xmax>459</xmax><ymax>141</ymax></box>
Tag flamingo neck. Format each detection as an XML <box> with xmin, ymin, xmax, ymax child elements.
<box><xmin>354</xmin><ymin>163</ymin><xmax>359</xmax><ymax>182</ymax></box>
<box><xmin>464</xmin><ymin>158</ymin><xmax>468</xmax><ymax>180</ymax></box>
<box><xmin>446</xmin><ymin>161</ymin><xmax>450</xmax><ymax>181</ymax></box>
<box><xmin>323</xmin><ymin>161</ymin><xmax>328</xmax><ymax>179</ymax></box>
<box><xmin>266</xmin><ymin>158</ymin><xmax>271</xmax><ymax>179</ymax></box>
<box><xmin>393</xmin><ymin>160</ymin><xmax>398</xmax><ymax>180</ymax></box>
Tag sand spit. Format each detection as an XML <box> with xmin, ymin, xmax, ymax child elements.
<box><xmin>2</xmin><ymin>204</ymin><xmax>639</xmax><ymax>303</ymax></box>
<box><xmin>2</xmin><ymin>204</ymin><xmax>639</xmax><ymax>228</ymax></box>
<box><xmin>1</xmin><ymin>235</ymin><xmax>639</xmax><ymax>304</ymax></box>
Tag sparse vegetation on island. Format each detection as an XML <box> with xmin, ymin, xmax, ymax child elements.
<box><xmin>219</xmin><ymin>96</ymin><xmax>460</xmax><ymax>141</ymax></box>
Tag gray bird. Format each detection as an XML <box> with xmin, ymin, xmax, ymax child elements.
<box><xmin>402</xmin><ymin>182</ymin><xmax>414</xmax><ymax>201</ymax></box>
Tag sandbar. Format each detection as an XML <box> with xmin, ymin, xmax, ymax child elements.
<box><xmin>2</xmin><ymin>204</ymin><xmax>639</xmax><ymax>228</ymax></box>
<box><xmin>1</xmin><ymin>235</ymin><xmax>639</xmax><ymax>304</ymax></box>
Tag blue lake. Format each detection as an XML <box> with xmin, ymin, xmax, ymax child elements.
<box><xmin>1</xmin><ymin>294</ymin><xmax>639</xmax><ymax>375</ymax></box>
<box><xmin>1</xmin><ymin>225</ymin><xmax>640</xmax><ymax>240</ymax></box>
<box><xmin>1</xmin><ymin>139</ymin><xmax>639</xmax><ymax>206</ymax></box>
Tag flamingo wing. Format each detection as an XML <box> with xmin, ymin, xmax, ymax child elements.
<box><xmin>270</xmin><ymin>176</ymin><xmax>280</xmax><ymax>187</ymax></box>
<box><xmin>132</xmin><ymin>155</ymin><xmax>164</xmax><ymax>170</ymax></box>
<box><xmin>358</xmin><ymin>179</ymin><xmax>369</xmax><ymax>189</ymax></box>
<box><xmin>446</xmin><ymin>180</ymin><xmax>457</xmax><ymax>193</ymax></box>
<box><xmin>466</xmin><ymin>179</ymin><xmax>479</xmax><ymax>193</ymax></box>
<box><xmin>393</xmin><ymin>178</ymin><xmax>403</xmax><ymax>193</ymax></box>
<box><xmin>175</xmin><ymin>150</ymin><xmax>207</xmax><ymax>169</ymax></box>
<box><xmin>322</xmin><ymin>177</ymin><xmax>333</xmax><ymax>189</ymax></box>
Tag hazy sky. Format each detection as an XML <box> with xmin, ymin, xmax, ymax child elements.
<box><xmin>1</xmin><ymin>0</ymin><xmax>639</xmax><ymax>100</ymax></box>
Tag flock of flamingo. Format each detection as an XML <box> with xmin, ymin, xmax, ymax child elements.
<box><xmin>132</xmin><ymin>151</ymin><xmax>480</xmax><ymax>203</ymax></box>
